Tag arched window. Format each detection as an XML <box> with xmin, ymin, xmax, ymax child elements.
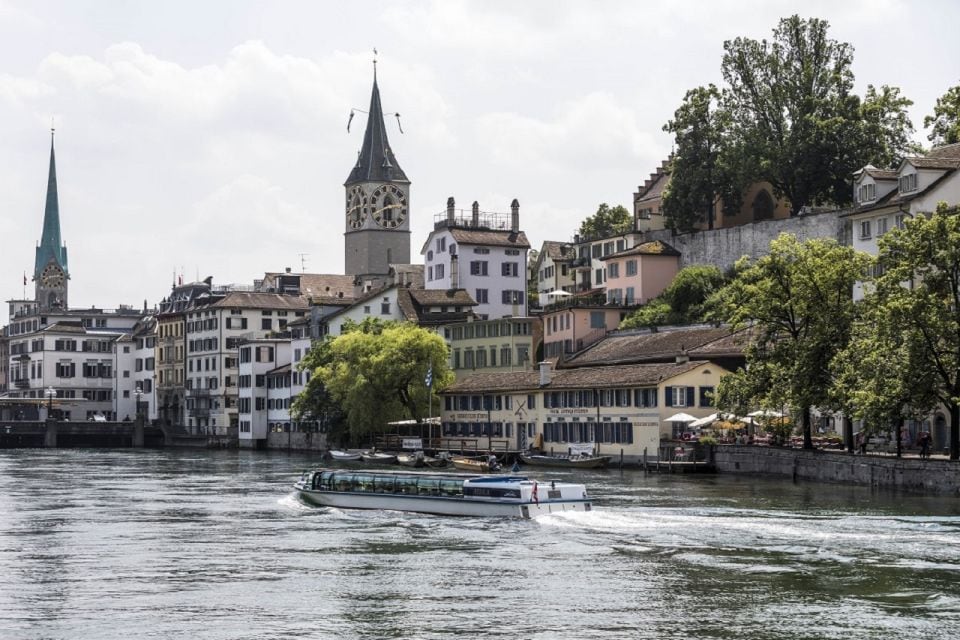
<box><xmin>752</xmin><ymin>189</ymin><xmax>775</xmax><ymax>221</ymax></box>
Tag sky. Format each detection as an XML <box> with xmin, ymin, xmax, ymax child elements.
<box><xmin>1</xmin><ymin>0</ymin><xmax>958</xmax><ymax>313</ymax></box>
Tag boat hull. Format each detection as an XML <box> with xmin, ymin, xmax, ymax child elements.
<box><xmin>296</xmin><ymin>488</ymin><xmax>590</xmax><ymax>519</ymax></box>
<box><xmin>450</xmin><ymin>457</ymin><xmax>498</xmax><ymax>472</ymax></box>
<box><xmin>520</xmin><ymin>455</ymin><xmax>612</xmax><ymax>469</ymax></box>
<box><xmin>329</xmin><ymin>451</ymin><xmax>362</xmax><ymax>462</ymax></box>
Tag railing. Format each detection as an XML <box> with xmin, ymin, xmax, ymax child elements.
<box><xmin>542</xmin><ymin>292</ymin><xmax>606</xmax><ymax>312</ymax></box>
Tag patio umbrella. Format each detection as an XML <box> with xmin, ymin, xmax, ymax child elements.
<box><xmin>663</xmin><ymin>412</ymin><xmax>698</xmax><ymax>423</ymax></box>
<box><xmin>748</xmin><ymin>409</ymin><xmax>784</xmax><ymax>418</ymax></box>
<box><xmin>690</xmin><ymin>413</ymin><xmax>720</xmax><ymax>428</ymax></box>
<box><xmin>544</xmin><ymin>289</ymin><xmax>572</xmax><ymax>297</ymax></box>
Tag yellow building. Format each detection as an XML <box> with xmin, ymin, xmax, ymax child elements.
<box><xmin>440</xmin><ymin>359</ymin><xmax>729</xmax><ymax>462</ymax></box>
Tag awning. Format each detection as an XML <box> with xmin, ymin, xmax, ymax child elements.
<box><xmin>663</xmin><ymin>412</ymin><xmax>698</xmax><ymax>423</ymax></box>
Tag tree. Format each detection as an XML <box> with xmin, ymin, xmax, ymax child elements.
<box><xmin>712</xmin><ymin>234</ymin><xmax>870</xmax><ymax>449</ymax></box>
<box><xmin>720</xmin><ymin>15</ymin><xmax>913</xmax><ymax>214</ymax></box>
<box><xmin>925</xmin><ymin>83</ymin><xmax>960</xmax><ymax>147</ymax></box>
<box><xmin>661</xmin><ymin>85</ymin><xmax>736</xmax><ymax>232</ymax></box>
<box><xmin>577</xmin><ymin>203</ymin><xmax>632</xmax><ymax>239</ymax></box>
<box><xmin>620</xmin><ymin>265</ymin><xmax>726</xmax><ymax>329</ymax></box>
<box><xmin>859</xmin><ymin>84</ymin><xmax>919</xmax><ymax>168</ymax></box>
<box><xmin>831</xmin><ymin>293</ymin><xmax>939</xmax><ymax>455</ymax></box>
<box><xmin>297</xmin><ymin>320</ymin><xmax>453</xmax><ymax>442</ymax></box>
<box><xmin>864</xmin><ymin>203</ymin><xmax>960</xmax><ymax>459</ymax></box>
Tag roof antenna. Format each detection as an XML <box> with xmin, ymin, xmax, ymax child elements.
<box><xmin>298</xmin><ymin>253</ymin><xmax>309</xmax><ymax>273</ymax></box>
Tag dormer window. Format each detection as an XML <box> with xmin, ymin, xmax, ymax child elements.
<box><xmin>899</xmin><ymin>173</ymin><xmax>917</xmax><ymax>193</ymax></box>
<box><xmin>858</xmin><ymin>183</ymin><xmax>876</xmax><ymax>203</ymax></box>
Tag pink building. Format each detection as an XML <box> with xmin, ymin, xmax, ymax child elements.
<box><xmin>542</xmin><ymin>306</ymin><xmax>629</xmax><ymax>360</ymax></box>
<box><xmin>600</xmin><ymin>240</ymin><xmax>680</xmax><ymax>305</ymax></box>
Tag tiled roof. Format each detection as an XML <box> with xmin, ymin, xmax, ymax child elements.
<box><xmin>443</xmin><ymin>360</ymin><xmax>712</xmax><ymax>393</ymax></box>
<box><xmin>634</xmin><ymin>158</ymin><xmax>671</xmax><ymax>202</ymax></box>
<box><xmin>861</xmin><ymin>167</ymin><xmax>898</xmax><ymax>180</ymax></box>
<box><xmin>449</xmin><ymin>228</ymin><xmax>531</xmax><ymax>249</ymax></box>
<box><xmin>601</xmin><ymin>240</ymin><xmax>680</xmax><ymax>260</ymax></box>
<box><xmin>408</xmin><ymin>288</ymin><xmax>476</xmax><ymax>307</ymax></box>
<box><xmin>297</xmin><ymin>274</ymin><xmax>356</xmax><ymax>301</ymax></box>
<box><xmin>541</xmin><ymin>241</ymin><xmax>576</xmax><ymax>261</ymax></box>
<box><xmin>927</xmin><ymin>143</ymin><xmax>960</xmax><ymax>160</ymax></box>
<box><xmin>907</xmin><ymin>157</ymin><xmax>960</xmax><ymax>170</ymax></box>
<box><xmin>344</xmin><ymin>77</ymin><xmax>409</xmax><ymax>185</ymax></box>
<box><xmin>211</xmin><ymin>291</ymin><xmax>310</xmax><ymax>311</ymax></box>
<box><xmin>267</xmin><ymin>364</ymin><xmax>292</xmax><ymax>376</ymax></box>
<box><xmin>563</xmin><ymin>326</ymin><xmax>743</xmax><ymax>367</ymax></box>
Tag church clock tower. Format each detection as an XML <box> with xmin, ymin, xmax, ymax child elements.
<box><xmin>343</xmin><ymin>67</ymin><xmax>410</xmax><ymax>278</ymax></box>
<box><xmin>34</xmin><ymin>130</ymin><xmax>69</xmax><ymax>311</ymax></box>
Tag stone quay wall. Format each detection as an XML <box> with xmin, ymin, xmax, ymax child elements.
<box><xmin>644</xmin><ymin>210</ymin><xmax>843</xmax><ymax>271</ymax></box>
<box><xmin>714</xmin><ymin>445</ymin><xmax>960</xmax><ymax>495</ymax></box>
<box><xmin>264</xmin><ymin>430</ymin><xmax>330</xmax><ymax>452</ymax></box>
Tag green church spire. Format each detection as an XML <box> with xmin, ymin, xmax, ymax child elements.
<box><xmin>34</xmin><ymin>129</ymin><xmax>68</xmax><ymax>276</ymax></box>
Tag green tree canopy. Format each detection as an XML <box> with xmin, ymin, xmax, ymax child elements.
<box><xmin>620</xmin><ymin>265</ymin><xmax>726</xmax><ymax>329</ymax></box>
<box><xmin>663</xmin><ymin>16</ymin><xmax>915</xmax><ymax>222</ymax></box>
<box><xmin>861</xmin><ymin>204</ymin><xmax>960</xmax><ymax>459</ymax></box>
<box><xmin>294</xmin><ymin>319</ymin><xmax>453</xmax><ymax>442</ymax></box>
<box><xmin>578</xmin><ymin>203</ymin><xmax>632</xmax><ymax>239</ymax></box>
<box><xmin>661</xmin><ymin>85</ymin><xmax>736</xmax><ymax>232</ymax></box>
<box><xmin>924</xmin><ymin>83</ymin><xmax>960</xmax><ymax>146</ymax></box>
<box><xmin>712</xmin><ymin>234</ymin><xmax>870</xmax><ymax>448</ymax></box>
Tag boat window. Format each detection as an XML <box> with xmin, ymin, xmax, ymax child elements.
<box><xmin>417</xmin><ymin>477</ymin><xmax>441</xmax><ymax>496</ymax></box>
<box><xmin>374</xmin><ymin>475</ymin><xmax>396</xmax><ymax>493</ymax></box>
<box><xmin>439</xmin><ymin>479</ymin><xmax>463</xmax><ymax>497</ymax></box>
<box><xmin>333</xmin><ymin>473</ymin><xmax>354</xmax><ymax>492</ymax></box>
<box><xmin>396</xmin><ymin>476</ymin><xmax>418</xmax><ymax>495</ymax></box>
<box><xmin>355</xmin><ymin>474</ymin><xmax>374</xmax><ymax>493</ymax></box>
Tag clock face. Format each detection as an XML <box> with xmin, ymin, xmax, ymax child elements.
<box><xmin>370</xmin><ymin>184</ymin><xmax>408</xmax><ymax>228</ymax></box>
<box><xmin>346</xmin><ymin>186</ymin><xmax>368</xmax><ymax>229</ymax></box>
<box><xmin>41</xmin><ymin>264</ymin><xmax>64</xmax><ymax>288</ymax></box>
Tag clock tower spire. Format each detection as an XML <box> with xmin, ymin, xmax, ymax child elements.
<box><xmin>34</xmin><ymin>127</ymin><xmax>69</xmax><ymax>311</ymax></box>
<box><xmin>343</xmin><ymin>58</ymin><xmax>411</xmax><ymax>280</ymax></box>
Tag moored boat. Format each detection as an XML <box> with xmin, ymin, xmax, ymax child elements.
<box><xmin>328</xmin><ymin>450</ymin><xmax>362</xmax><ymax>462</ymax></box>
<box><xmin>520</xmin><ymin>454</ymin><xmax>612</xmax><ymax>469</ymax></box>
<box><xmin>361</xmin><ymin>451</ymin><xmax>398</xmax><ymax>464</ymax></box>
<box><xmin>294</xmin><ymin>469</ymin><xmax>592</xmax><ymax>518</ymax></box>
<box><xmin>450</xmin><ymin>456</ymin><xmax>500</xmax><ymax>473</ymax></box>
<box><xmin>397</xmin><ymin>452</ymin><xmax>425</xmax><ymax>468</ymax></box>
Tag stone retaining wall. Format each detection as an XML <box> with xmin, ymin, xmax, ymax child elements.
<box><xmin>265</xmin><ymin>431</ymin><xmax>329</xmax><ymax>452</ymax></box>
<box><xmin>714</xmin><ymin>445</ymin><xmax>960</xmax><ymax>495</ymax></box>
<box><xmin>644</xmin><ymin>210</ymin><xmax>843</xmax><ymax>271</ymax></box>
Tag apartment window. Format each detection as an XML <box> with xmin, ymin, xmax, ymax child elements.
<box><xmin>876</xmin><ymin>217</ymin><xmax>888</xmax><ymax>235</ymax></box>
<box><xmin>608</xmin><ymin>263</ymin><xmax>619</xmax><ymax>278</ymax></box>
<box><xmin>899</xmin><ymin>173</ymin><xmax>917</xmax><ymax>193</ymax></box>
<box><xmin>859</xmin><ymin>220</ymin><xmax>871</xmax><ymax>239</ymax></box>
<box><xmin>625</xmin><ymin>260</ymin><xmax>637</xmax><ymax>276</ymax></box>
<box><xmin>501</xmin><ymin>262</ymin><xmax>519</xmax><ymax>277</ymax></box>
<box><xmin>427</xmin><ymin>250</ymin><xmax>434</xmax><ymax>261</ymax></box>
<box><xmin>261</xmin><ymin>318</ymin><xmax>271</xmax><ymax>330</ymax></box>
<box><xmin>436</xmin><ymin>264</ymin><xmax>444</xmax><ymax>279</ymax></box>
<box><xmin>666</xmin><ymin>386</ymin><xmax>695</xmax><ymax>407</ymax></box>
<box><xmin>381</xmin><ymin>301</ymin><xmax>391</xmax><ymax>315</ymax></box>
<box><xmin>699</xmin><ymin>386</ymin><xmax>715</xmax><ymax>407</ymax></box>
<box><xmin>428</xmin><ymin>266</ymin><xmax>434</xmax><ymax>281</ymax></box>
<box><xmin>501</xmin><ymin>290</ymin><xmax>524</xmax><ymax>305</ymax></box>
<box><xmin>858</xmin><ymin>183</ymin><xmax>876</xmax><ymax>202</ymax></box>
<box><xmin>470</xmin><ymin>261</ymin><xmax>488</xmax><ymax>276</ymax></box>
<box><xmin>895</xmin><ymin>214</ymin><xmax>907</xmax><ymax>229</ymax></box>
<box><xmin>475</xmin><ymin>289</ymin><xmax>489</xmax><ymax>304</ymax></box>
<box><xmin>590</xmin><ymin>311</ymin><xmax>605</xmax><ymax>329</ymax></box>
<box><xmin>634</xmin><ymin>388</ymin><xmax>658</xmax><ymax>408</ymax></box>
<box><xmin>438</xmin><ymin>238</ymin><xmax>446</xmax><ymax>252</ymax></box>
<box><xmin>473</xmin><ymin>247</ymin><xmax>490</xmax><ymax>254</ymax></box>
<box><xmin>595</xmin><ymin>268</ymin><xmax>604</xmax><ymax>285</ymax></box>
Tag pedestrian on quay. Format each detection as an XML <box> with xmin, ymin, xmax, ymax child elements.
<box><xmin>918</xmin><ymin>431</ymin><xmax>931</xmax><ymax>459</ymax></box>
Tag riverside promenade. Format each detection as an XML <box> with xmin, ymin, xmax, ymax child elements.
<box><xmin>714</xmin><ymin>445</ymin><xmax>960</xmax><ymax>495</ymax></box>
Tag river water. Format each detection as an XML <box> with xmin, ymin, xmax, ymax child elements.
<box><xmin>1</xmin><ymin>449</ymin><xmax>958</xmax><ymax>640</ymax></box>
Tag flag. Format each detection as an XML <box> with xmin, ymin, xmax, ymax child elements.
<box><xmin>424</xmin><ymin>365</ymin><xmax>433</xmax><ymax>388</ymax></box>
<box><xmin>23</xmin><ymin>272</ymin><xmax>27</xmax><ymax>286</ymax></box>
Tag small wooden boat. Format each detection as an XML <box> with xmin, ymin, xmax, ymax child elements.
<box><xmin>328</xmin><ymin>450</ymin><xmax>362</xmax><ymax>462</ymax></box>
<box><xmin>450</xmin><ymin>456</ymin><xmax>501</xmax><ymax>473</ymax></box>
<box><xmin>520</xmin><ymin>454</ymin><xmax>612</xmax><ymax>469</ymax></box>
<box><xmin>397</xmin><ymin>452</ymin><xmax>426</xmax><ymax>468</ymax></box>
<box><xmin>295</xmin><ymin>469</ymin><xmax>593</xmax><ymax>518</ymax></box>
<box><xmin>361</xmin><ymin>451</ymin><xmax>397</xmax><ymax>464</ymax></box>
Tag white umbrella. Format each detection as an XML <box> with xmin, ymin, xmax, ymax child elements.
<box><xmin>748</xmin><ymin>409</ymin><xmax>784</xmax><ymax>418</ymax></box>
<box><xmin>663</xmin><ymin>412</ymin><xmax>698</xmax><ymax>423</ymax></box>
<box><xmin>544</xmin><ymin>289</ymin><xmax>572</xmax><ymax>297</ymax></box>
<box><xmin>690</xmin><ymin>413</ymin><xmax>720</xmax><ymax>428</ymax></box>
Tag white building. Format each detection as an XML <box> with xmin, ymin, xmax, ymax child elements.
<box><xmin>846</xmin><ymin>143</ymin><xmax>960</xmax><ymax>300</ymax></box>
<box><xmin>422</xmin><ymin>198</ymin><xmax>530</xmax><ymax>320</ymax></box>
<box><xmin>115</xmin><ymin>318</ymin><xmax>158</xmax><ymax>422</ymax></box>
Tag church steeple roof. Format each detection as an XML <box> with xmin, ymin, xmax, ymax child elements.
<box><xmin>35</xmin><ymin>130</ymin><xmax>69</xmax><ymax>275</ymax></box>
<box><xmin>345</xmin><ymin>71</ymin><xmax>409</xmax><ymax>185</ymax></box>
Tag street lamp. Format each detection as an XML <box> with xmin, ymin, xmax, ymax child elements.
<box><xmin>44</xmin><ymin>386</ymin><xmax>57</xmax><ymax>420</ymax></box>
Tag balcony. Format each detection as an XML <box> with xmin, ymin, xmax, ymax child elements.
<box><xmin>14</xmin><ymin>379</ymin><xmax>30</xmax><ymax>389</ymax></box>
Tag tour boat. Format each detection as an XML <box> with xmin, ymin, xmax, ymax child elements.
<box><xmin>294</xmin><ymin>469</ymin><xmax>593</xmax><ymax>518</ymax></box>
<box><xmin>520</xmin><ymin>453</ymin><xmax>612</xmax><ymax>469</ymax></box>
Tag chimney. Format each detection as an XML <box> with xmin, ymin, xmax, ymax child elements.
<box><xmin>511</xmin><ymin>198</ymin><xmax>519</xmax><ymax>232</ymax></box>
<box><xmin>285</xmin><ymin>267</ymin><xmax>292</xmax><ymax>273</ymax></box>
<box><xmin>447</xmin><ymin>196</ymin><xmax>455</xmax><ymax>223</ymax></box>
<box><xmin>471</xmin><ymin>201</ymin><xmax>479</xmax><ymax>227</ymax></box>
<box><xmin>538</xmin><ymin>360</ymin><xmax>552</xmax><ymax>386</ymax></box>
<box><xmin>450</xmin><ymin>254</ymin><xmax>459</xmax><ymax>289</ymax></box>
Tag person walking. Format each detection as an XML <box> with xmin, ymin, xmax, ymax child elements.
<box><xmin>918</xmin><ymin>431</ymin><xmax>931</xmax><ymax>459</ymax></box>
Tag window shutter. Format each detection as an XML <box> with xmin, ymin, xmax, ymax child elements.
<box><xmin>686</xmin><ymin>387</ymin><xmax>695</xmax><ymax>407</ymax></box>
<box><xmin>665</xmin><ymin>387</ymin><xmax>674</xmax><ymax>407</ymax></box>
